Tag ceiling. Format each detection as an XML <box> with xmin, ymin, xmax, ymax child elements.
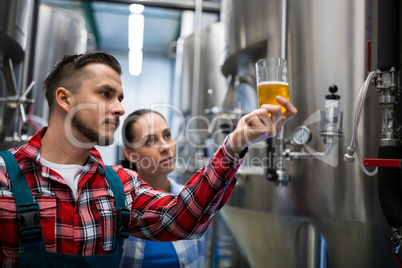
<box><xmin>41</xmin><ymin>0</ymin><xmax>220</xmax><ymax>56</ymax></box>
<box><xmin>91</xmin><ymin>1</ymin><xmax>181</xmax><ymax>54</ymax></box>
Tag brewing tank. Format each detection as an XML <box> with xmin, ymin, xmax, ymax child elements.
<box><xmin>220</xmin><ymin>0</ymin><xmax>281</xmax><ymax>78</ymax></box>
<box><xmin>177</xmin><ymin>22</ymin><xmax>226</xmax><ymax>119</ymax></box>
<box><xmin>0</xmin><ymin>0</ymin><xmax>34</xmax><ymax>148</ymax></box>
<box><xmin>215</xmin><ymin>0</ymin><xmax>396</xmax><ymax>267</ymax></box>
<box><xmin>173</xmin><ymin>22</ymin><xmax>231</xmax><ymax>175</ymax></box>
<box><xmin>31</xmin><ymin>4</ymin><xmax>88</xmax><ymax>121</ymax></box>
<box><xmin>0</xmin><ymin>0</ymin><xmax>34</xmax><ymax>62</ymax></box>
<box><xmin>0</xmin><ymin>3</ymin><xmax>87</xmax><ymax>149</ymax></box>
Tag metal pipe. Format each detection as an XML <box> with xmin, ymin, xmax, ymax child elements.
<box><xmin>376</xmin><ymin>0</ymin><xmax>401</xmax><ymax>224</ymax></box>
<box><xmin>274</xmin><ymin>0</ymin><xmax>288</xmax><ymax>184</ymax></box>
<box><xmin>185</xmin><ymin>0</ymin><xmax>203</xmax><ymax>159</ymax></box>
<box><xmin>280</xmin><ymin>0</ymin><xmax>287</xmax><ymax>59</ymax></box>
<box><xmin>286</xmin><ymin>142</ymin><xmax>335</xmax><ymax>160</ymax></box>
<box><xmin>191</xmin><ymin>0</ymin><xmax>202</xmax><ymax>120</ymax></box>
<box><xmin>375</xmin><ymin>0</ymin><xmax>402</xmax><ymax>258</ymax></box>
<box><xmin>378</xmin><ymin>0</ymin><xmax>400</xmax><ymax>71</ymax></box>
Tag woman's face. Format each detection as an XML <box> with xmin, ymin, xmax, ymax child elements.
<box><xmin>125</xmin><ymin>113</ymin><xmax>176</xmax><ymax>176</ymax></box>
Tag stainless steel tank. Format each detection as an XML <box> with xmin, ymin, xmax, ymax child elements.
<box><xmin>0</xmin><ymin>3</ymin><xmax>87</xmax><ymax>149</ymax></box>
<box><xmin>173</xmin><ymin>22</ymin><xmax>229</xmax><ymax>175</ymax></box>
<box><xmin>0</xmin><ymin>0</ymin><xmax>34</xmax><ymax>62</ymax></box>
<box><xmin>220</xmin><ymin>0</ymin><xmax>281</xmax><ymax>78</ymax></box>
<box><xmin>31</xmin><ymin>4</ymin><xmax>87</xmax><ymax>122</ymax></box>
<box><xmin>215</xmin><ymin>0</ymin><xmax>395</xmax><ymax>267</ymax></box>
<box><xmin>177</xmin><ymin>22</ymin><xmax>226</xmax><ymax>118</ymax></box>
<box><xmin>0</xmin><ymin>0</ymin><xmax>34</xmax><ymax>148</ymax></box>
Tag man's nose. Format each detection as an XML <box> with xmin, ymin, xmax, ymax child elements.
<box><xmin>110</xmin><ymin>101</ymin><xmax>125</xmax><ymax>116</ymax></box>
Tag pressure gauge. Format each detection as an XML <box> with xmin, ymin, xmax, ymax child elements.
<box><xmin>292</xmin><ymin>126</ymin><xmax>312</xmax><ymax>145</ymax></box>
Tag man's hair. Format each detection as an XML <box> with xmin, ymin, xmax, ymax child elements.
<box><xmin>121</xmin><ymin>109</ymin><xmax>166</xmax><ymax>171</ymax></box>
<box><xmin>43</xmin><ymin>51</ymin><xmax>121</xmax><ymax>112</ymax></box>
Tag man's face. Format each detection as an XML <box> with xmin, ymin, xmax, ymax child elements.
<box><xmin>67</xmin><ymin>63</ymin><xmax>125</xmax><ymax>147</ymax></box>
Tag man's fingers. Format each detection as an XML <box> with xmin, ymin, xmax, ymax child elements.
<box><xmin>268</xmin><ymin>105</ymin><xmax>282</xmax><ymax>127</ymax></box>
<box><xmin>244</xmin><ymin>106</ymin><xmax>279</xmax><ymax>137</ymax></box>
<box><xmin>229</xmin><ymin>99</ymin><xmax>297</xmax><ymax>153</ymax></box>
<box><xmin>258</xmin><ymin>104</ymin><xmax>282</xmax><ymax>125</ymax></box>
<box><xmin>244</xmin><ymin>108</ymin><xmax>271</xmax><ymax>129</ymax></box>
<box><xmin>276</xmin><ymin>96</ymin><xmax>298</xmax><ymax>123</ymax></box>
<box><xmin>259</xmin><ymin>104</ymin><xmax>282</xmax><ymax>118</ymax></box>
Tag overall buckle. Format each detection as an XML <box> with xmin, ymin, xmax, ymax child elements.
<box><xmin>117</xmin><ymin>208</ymin><xmax>130</xmax><ymax>238</ymax></box>
<box><xmin>17</xmin><ymin>203</ymin><xmax>42</xmax><ymax>240</ymax></box>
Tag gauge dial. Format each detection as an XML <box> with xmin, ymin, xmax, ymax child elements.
<box><xmin>293</xmin><ymin>126</ymin><xmax>312</xmax><ymax>145</ymax></box>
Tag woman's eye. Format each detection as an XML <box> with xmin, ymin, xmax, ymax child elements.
<box><xmin>145</xmin><ymin>138</ymin><xmax>154</xmax><ymax>145</ymax></box>
<box><xmin>165</xmin><ymin>132</ymin><xmax>171</xmax><ymax>139</ymax></box>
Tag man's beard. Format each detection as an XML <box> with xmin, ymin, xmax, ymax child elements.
<box><xmin>71</xmin><ymin>112</ymin><xmax>113</xmax><ymax>146</ymax></box>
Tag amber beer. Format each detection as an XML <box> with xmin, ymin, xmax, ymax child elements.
<box><xmin>258</xmin><ymin>81</ymin><xmax>289</xmax><ymax>113</ymax></box>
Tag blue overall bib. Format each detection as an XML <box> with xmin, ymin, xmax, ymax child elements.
<box><xmin>0</xmin><ymin>151</ymin><xmax>130</xmax><ymax>267</ymax></box>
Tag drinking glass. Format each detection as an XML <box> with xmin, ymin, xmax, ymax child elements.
<box><xmin>255</xmin><ymin>57</ymin><xmax>289</xmax><ymax>113</ymax></box>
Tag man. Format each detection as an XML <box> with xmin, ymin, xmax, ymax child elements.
<box><xmin>0</xmin><ymin>51</ymin><xmax>297</xmax><ymax>267</ymax></box>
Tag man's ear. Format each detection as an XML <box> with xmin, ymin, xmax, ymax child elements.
<box><xmin>124</xmin><ymin>146</ymin><xmax>137</xmax><ymax>164</ymax></box>
<box><xmin>55</xmin><ymin>87</ymin><xmax>72</xmax><ymax>112</ymax></box>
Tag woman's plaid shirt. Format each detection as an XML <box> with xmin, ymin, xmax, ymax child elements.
<box><xmin>0</xmin><ymin>128</ymin><xmax>244</xmax><ymax>266</ymax></box>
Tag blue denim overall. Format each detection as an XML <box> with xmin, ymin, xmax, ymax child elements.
<box><xmin>0</xmin><ymin>151</ymin><xmax>130</xmax><ymax>267</ymax></box>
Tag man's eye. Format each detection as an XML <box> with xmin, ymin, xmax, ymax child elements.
<box><xmin>101</xmin><ymin>91</ymin><xmax>110</xmax><ymax>97</ymax></box>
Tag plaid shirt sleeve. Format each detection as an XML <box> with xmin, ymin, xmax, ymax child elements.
<box><xmin>0</xmin><ymin>129</ymin><xmax>245</xmax><ymax>266</ymax></box>
<box><xmin>119</xmin><ymin>137</ymin><xmax>245</xmax><ymax>241</ymax></box>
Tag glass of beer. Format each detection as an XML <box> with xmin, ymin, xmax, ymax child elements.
<box><xmin>255</xmin><ymin>57</ymin><xmax>289</xmax><ymax>113</ymax></box>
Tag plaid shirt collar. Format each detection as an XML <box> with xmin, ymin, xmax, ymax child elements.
<box><xmin>16</xmin><ymin>127</ymin><xmax>107</xmax><ymax>173</ymax></box>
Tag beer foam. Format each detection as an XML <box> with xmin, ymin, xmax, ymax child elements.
<box><xmin>258</xmin><ymin>81</ymin><xmax>289</xmax><ymax>86</ymax></box>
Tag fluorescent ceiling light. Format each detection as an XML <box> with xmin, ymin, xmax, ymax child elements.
<box><xmin>128</xmin><ymin>9</ymin><xmax>144</xmax><ymax>76</ymax></box>
<box><xmin>129</xmin><ymin>13</ymin><xmax>144</xmax><ymax>50</ymax></box>
<box><xmin>130</xmin><ymin>4</ymin><xmax>145</xmax><ymax>14</ymax></box>
<box><xmin>129</xmin><ymin>50</ymin><xmax>143</xmax><ymax>76</ymax></box>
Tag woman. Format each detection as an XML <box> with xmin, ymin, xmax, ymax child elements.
<box><xmin>120</xmin><ymin>109</ymin><xmax>209</xmax><ymax>268</ymax></box>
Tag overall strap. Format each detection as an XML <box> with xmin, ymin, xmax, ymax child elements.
<box><xmin>0</xmin><ymin>151</ymin><xmax>35</xmax><ymax>206</ymax></box>
<box><xmin>104</xmin><ymin>166</ymin><xmax>126</xmax><ymax>210</ymax></box>
<box><xmin>98</xmin><ymin>165</ymin><xmax>130</xmax><ymax>251</ymax></box>
<box><xmin>0</xmin><ymin>151</ymin><xmax>46</xmax><ymax>251</ymax></box>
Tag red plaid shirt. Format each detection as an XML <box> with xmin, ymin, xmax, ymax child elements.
<box><xmin>0</xmin><ymin>128</ymin><xmax>244</xmax><ymax>266</ymax></box>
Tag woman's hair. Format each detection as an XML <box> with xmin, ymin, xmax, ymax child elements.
<box><xmin>121</xmin><ymin>109</ymin><xmax>166</xmax><ymax>170</ymax></box>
